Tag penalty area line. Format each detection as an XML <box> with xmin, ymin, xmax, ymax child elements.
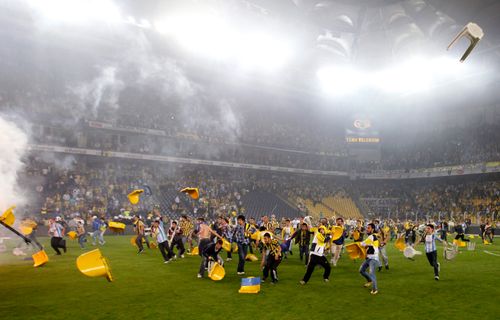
<box><xmin>483</xmin><ymin>250</ymin><xmax>500</xmax><ymax>257</ymax></box>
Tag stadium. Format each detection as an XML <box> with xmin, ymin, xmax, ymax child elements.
<box><xmin>0</xmin><ymin>0</ymin><xmax>499</xmax><ymax>319</ymax></box>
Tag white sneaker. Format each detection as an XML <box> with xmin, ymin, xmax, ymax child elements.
<box><xmin>226</xmin><ymin>258</ymin><xmax>232</xmax><ymax>262</ymax></box>
<box><xmin>437</xmin><ymin>262</ymin><xmax>440</xmax><ymax>273</ymax></box>
<box><xmin>181</xmin><ymin>254</ymin><xmax>185</xmax><ymax>259</ymax></box>
<box><xmin>237</xmin><ymin>272</ymin><xmax>245</xmax><ymax>275</ymax></box>
<box><xmin>197</xmin><ymin>274</ymin><xmax>202</xmax><ymax>278</ymax></box>
<box><xmin>164</xmin><ymin>260</ymin><xmax>170</xmax><ymax>264</ymax></box>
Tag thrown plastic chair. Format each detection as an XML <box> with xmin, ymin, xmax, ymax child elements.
<box><xmin>330</xmin><ymin>226</ymin><xmax>343</xmax><ymax>241</ymax></box>
<box><xmin>0</xmin><ymin>206</ymin><xmax>16</xmax><ymax>227</ymax></box>
<box><xmin>403</xmin><ymin>246</ymin><xmax>422</xmax><ymax>259</ymax></box>
<box><xmin>208</xmin><ymin>262</ymin><xmax>225</xmax><ymax>281</ymax></box>
<box><xmin>222</xmin><ymin>239</ymin><xmax>231</xmax><ymax>252</ymax></box>
<box><xmin>239</xmin><ymin>277</ymin><xmax>261</xmax><ymax>294</ymax></box>
<box><xmin>245</xmin><ymin>253</ymin><xmax>258</xmax><ymax>262</ymax></box>
<box><xmin>127</xmin><ymin>189</ymin><xmax>144</xmax><ymax>205</ymax></box>
<box><xmin>33</xmin><ymin>250</ymin><xmax>49</xmax><ymax>267</ymax></box>
<box><xmin>76</xmin><ymin>249</ymin><xmax>113</xmax><ymax>282</ymax></box>
<box><xmin>453</xmin><ymin>239</ymin><xmax>466</xmax><ymax>248</ymax></box>
<box><xmin>190</xmin><ymin>246</ymin><xmax>199</xmax><ymax>255</ymax></box>
<box><xmin>345</xmin><ymin>243</ymin><xmax>366</xmax><ymax>260</ymax></box>
<box><xmin>180</xmin><ymin>187</ymin><xmax>199</xmax><ymax>200</ymax></box>
<box><xmin>447</xmin><ymin>22</ymin><xmax>484</xmax><ymax>62</ymax></box>
<box><xmin>67</xmin><ymin>231</ymin><xmax>78</xmax><ymax>240</ymax></box>
<box><xmin>394</xmin><ymin>237</ymin><xmax>406</xmax><ymax>251</ymax></box>
<box><xmin>108</xmin><ymin>221</ymin><xmax>125</xmax><ymax>233</ymax></box>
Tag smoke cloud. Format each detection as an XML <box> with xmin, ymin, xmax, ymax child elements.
<box><xmin>0</xmin><ymin>115</ymin><xmax>29</xmax><ymax>213</ymax></box>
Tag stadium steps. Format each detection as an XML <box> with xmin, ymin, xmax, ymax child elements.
<box><xmin>304</xmin><ymin>199</ymin><xmax>334</xmax><ymax>219</ymax></box>
<box><xmin>322</xmin><ymin>196</ymin><xmax>363</xmax><ymax>219</ymax></box>
<box><xmin>241</xmin><ymin>191</ymin><xmax>296</xmax><ymax>219</ymax></box>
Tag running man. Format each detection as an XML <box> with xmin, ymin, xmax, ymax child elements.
<box><xmin>359</xmin><ymin>223</ymin><xmax>379</xmax><ymax>295</ymax></box>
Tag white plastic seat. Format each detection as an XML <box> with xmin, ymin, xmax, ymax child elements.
<box><xmin>447</xmin><ymin>22</ymin><xmax>484</xmax><ymax>62</ymax></box>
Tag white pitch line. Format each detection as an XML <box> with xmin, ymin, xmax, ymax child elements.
<box><xmin>483</xmin><ymin>250</ymin><xmax>500</xmax><ymax>257</ymax></box>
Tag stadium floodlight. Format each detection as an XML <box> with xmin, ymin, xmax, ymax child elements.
<box><xmin>372</xmin><ymin>57</ymin><xmax>432</xmax><ymax>94</ymax></box>
<box><xmin>155</xmin><ymin>12</ymin><xmax>234</xmax><ymax>60</ymax></box>
<box><xmin>316</xmin><ymin>66</ymin><xmax>363</xmax><ymax>96</ymax></box>
<box><xmin>235</xmin><ymin>33</ymin><xmax>294</xmax><ymax>71</ymax></box>
<box><xmin>28</xmin><ymin>0</ymin><xmax>121</xmax><ymax>24</ymax></box>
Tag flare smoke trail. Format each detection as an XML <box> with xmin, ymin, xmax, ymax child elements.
<box><xmin>0</xmin><ymin>115</ymin><xmax>28</xmax><ymax>213</ymax></box>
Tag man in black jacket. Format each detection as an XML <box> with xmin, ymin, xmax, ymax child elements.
<box><xmin>290</xmin><ymin>223</ymin><xmax>313</xmax><ymax>265</ymax></box>
<box><xmin>198</xmin><ymin>239</ymin><xmax>223</xmax><ymax>278</ymax></box>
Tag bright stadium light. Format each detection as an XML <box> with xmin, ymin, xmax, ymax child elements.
<box><xmin>372</xmin><ymin>57</ymin><xmax>432</xmax><ymax>93</ymax></box>
<box><xmin>235</xmin><ymin>33</ymin><xmax>294</xmax><ymax>71</ymax></box>
<box><xmin>28</xmin><ymin>0</ymin><xmax>121</xmax><ymax>24</ymax></box>
<box><xmin>316</xmin><ymin>66</ymin><xmax>363</xmax><ymax>96</ymax></box>
<box><xmin>155</xmin><ymin>11</ymin><xmax>234</xmax><ymax>60</ymax></box>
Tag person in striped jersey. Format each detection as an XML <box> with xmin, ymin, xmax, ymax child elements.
<box><xmin>261</xmin><ymin>233</ymin><xmax>282</xmax><ymax>284</ymax></box>
<box><xmin>415</xmin><ymin>224</ymin><xmax>445</xmax><ymax>280</ymax></box>
<box><xmin>49</xmin><ymin>217</ymin><xmax>66</xmax><ymax>255</ymax></box>
<box><xmin>300</xmin><ymin>226</ymin><xmax>331</xmax><ymax>284</ymax></box>
<box><xmin>151</xmin><ymin>218</ymin><xmax>173</xmax><ymax>263</ymax></box>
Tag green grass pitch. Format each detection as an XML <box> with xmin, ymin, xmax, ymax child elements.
<box><xmin>0</xmin><ymin>236</ymin><xmax>498</xmax><ymax>320</ymax></box>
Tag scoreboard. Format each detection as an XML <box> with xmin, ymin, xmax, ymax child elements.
<box><xmin>345</xmin><ymin>117</ymin><xmax>381</xmax><ymax>162</ymax></box>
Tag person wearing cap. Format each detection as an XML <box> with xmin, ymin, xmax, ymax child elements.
<box><xmin>261</xmin><ymin>232</ymin><xmax>282</xmax><ymax>284</ymax></box>
<box><xmin>49</xmin><ymin>217</ymin><xmax>66</xmax><ymax>255</ymax></box>
<box><xmin>300</xmin><ymin>225</ymin><xmax>331</xmax><ymax>284</ymax></box>
<box><xmin>359</xmin><ymin>223</ymin><xmax>379</xmax><ymax>295</ymax></box>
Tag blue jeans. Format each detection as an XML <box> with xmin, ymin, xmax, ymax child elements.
<box><xmin>78</xmin><ymin>233</ymin><xmax>86</xmax><ymax>248</ymax></box>
<box><xmin>237</xmin><ymin>243</ymin><xmax>248</xmax><ymax>272</ymax></box>
<box><xmin>359</xmin><ymin>258</ymin><xmax>378</xmax><ymax>290</ymax></box>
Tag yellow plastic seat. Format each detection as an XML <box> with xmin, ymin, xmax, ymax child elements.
<box><xmin>330</xmin><ymin>226</ymin><xmax>343</xmax><ymax>241</ymax></box>
<box><xmin>394</xmin><ymin>237</ymin><xmax>406</xmax><ymax>251</ymax></box>
<box><xmin>222</xmin><ymin>239</ymin><xmax>231</xmax><ymax>252</ymax></box>
<box><xmin>453</xmin><ymin>239</ymin><xmax>466</xmax><ymax>248</ymax></box>
<box><xmin>345</xmin><ymin>243</ymin><xmax>366</xmax><ymax>260</ymax></box>
<box><xmin>108</xmin><ymin>222</ymin><xmax>125</xmax><ymax>233</ymax></box>
<box><xmin>20</xmin><ymin>226</ymin><xmax>33</xmax><ymax>236</ymax></box>
<box><xmin>130</xmin><ymin>236</ymin><xmax>146</xmax><ymax>247</ymax></box>
<box><xmin>0</xmin><ymin>206</ymin><xmax>16</xmax><ymax>226</ymax></box>
<box><xmin>76</xmin><ymin>249</ymin><xmax>113</xmax><ymax>282</ymax></box>
<box><xmin>127</xmin><ymin>189</ymin><xmax>144</xmax><ymax>205</ymax></box>
<box><xmin>33</xmin><ymin>250</ymin><xmax>49</xmax><ymax>268</ymax></box>
<box><xmin>245</xmin><ymin>253</ymin><xmax>258</xmax><ymax>262</ymax></box>
<box><xmin>232</xmin><ymin>242</ymin><xmax>238</xmax><ymax>253</ymax></box>
<box><xmin>180</xmin><ymin>187</ymin><xmax>199</xmax><ymax>200</ymax></box>
<box><xmin>190</xmin><ymin>246</ymin><xmax>199</xmax><ymax>255</ymax></box>
<box><xmin>239</xmin><ymin>277</ymin><xmax>261</xmax><ymax>294</ymax></box>
<box><xmin>67</xmin><ymin>231</ymin><xmax>78</xmax><ymax>240</ymax></box>
<box><xmin>208</xmin><ymin>262</ymin><xmax>225</xmax><ymax>281</ymax></box>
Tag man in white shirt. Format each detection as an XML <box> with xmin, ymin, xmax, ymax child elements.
<box><xmin>299</xmin><ymin>226</ymin><xmax>331</xmax><ymax>284</ymax></box>
<box><xmin>415</xmin><ymin>224</ymin><xmax>445</xmax><ymax>280</ymax></box>
<box><xmin>49</xmin><ymin>217</ymin><xmax>66</xmax><ymax>255</ymax></box>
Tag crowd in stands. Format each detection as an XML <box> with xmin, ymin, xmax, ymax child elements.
<box><xmin>16</xmin><ymin>154</ymin><xmax>499</xmax><ymax>232</ymax></box>
<box><xmin>357</xmin><ymin>176</ymin><xmax>500</xmax><ymax>224</ymax></box>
